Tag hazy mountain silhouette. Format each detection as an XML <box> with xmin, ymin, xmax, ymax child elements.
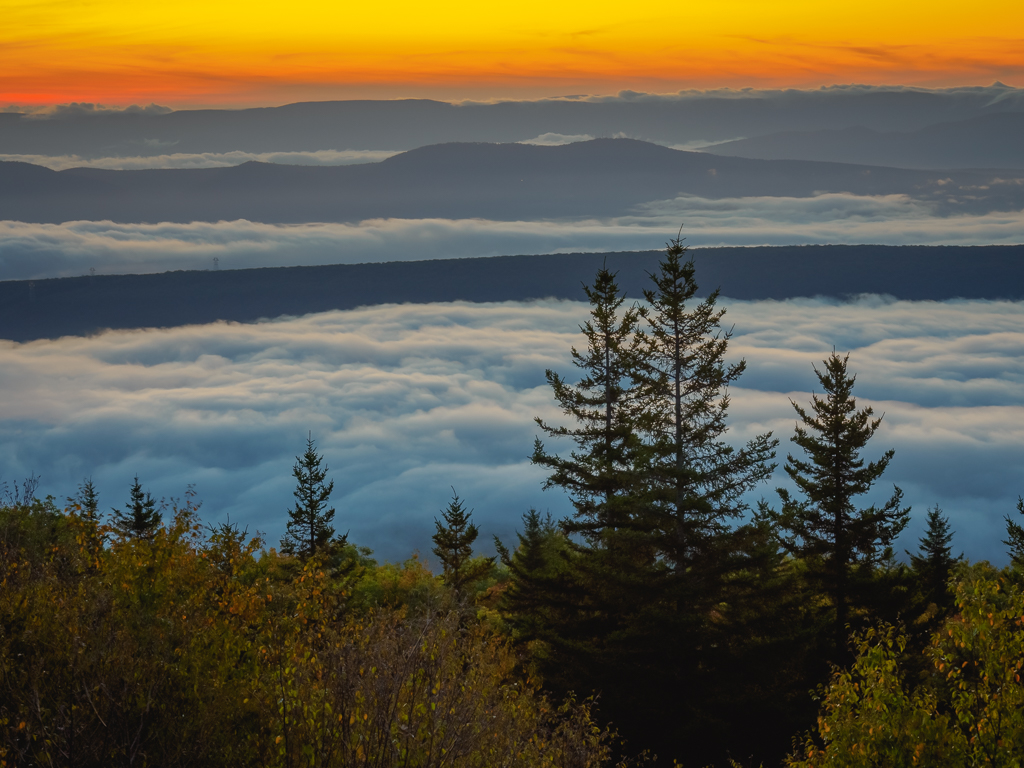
<box><xmin>3</xmin><ymin>86</ymin><xmax>1023</xmax><ymax>159</ymax></box>
<box><xmin>4</xmin><ymin>139</ymin><xmax>1024</xmax><ymax>224</ymax></box>
<box><xmin>3</xmin><ymin>245</ymin><xmax>1022</xmax><ymax>342</ymax></box>
<box><xmin>704</xmin><ymin>112</ymin><xmax>1024</xmax><ymax>169</ymax></box>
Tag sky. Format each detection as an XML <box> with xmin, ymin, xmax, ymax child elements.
<box><xmin>2</xmin><ymin>297</ymin><xmax>1021</xmax><ymax>564</ymax></box>
<box><xmin>2</xmin><ymin>0</ymin><xmax>1023</xmax><ymax>107</ymax></box>
<box><xmin>2</xmin><ymin>0</ymin><xmax>1022</xmax><ymax>570</ymax></box>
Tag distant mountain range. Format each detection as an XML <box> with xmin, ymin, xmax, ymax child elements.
<box><xmin>2</xmin><ymin>245</ymin><xmax>1022</xmax><ymax>342</ymax></box>
<box><xmin>3</xmin><ymin>87</ymin><xmax>1023</xmax><ymax>162</ymax></box>
<box><xmin>4</xmin><ymin>139</ymin><xmax>1024</xmax><ymax>224</ymax></box>
<box><xmin>705</xmin><ymin>112</ymin><xmax>1024</xmax><ymax>170</ymax></box>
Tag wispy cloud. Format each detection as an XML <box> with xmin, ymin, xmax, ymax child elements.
<box><xmin>0</xmin><ymin>297</ymin><xmax>1021</xmax><ymax>563</ymax></box>
<box><xmin>0</xmin><ymin>149</ymin><xmax>400</xmax><ymax>171</ymax></box>
<box><xmin>518</xmin><ymin>133</ymin><xmax>595</xmax><ymax>146</ymax></box>
<box><xmin>3</xmin><ymin>193</ymin><xmax>1023</xmax><ymax>281</ymax></box>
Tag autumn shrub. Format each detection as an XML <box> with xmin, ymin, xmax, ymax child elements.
<box><xmin>0</xmin><ymin>500</ymin><xmax>617</xmax><ymax>768</ymax></box>
<box><xmin>789</xmin><ymin>562</ymin><xmax>1024</xmax><ymax>768</ymax></box>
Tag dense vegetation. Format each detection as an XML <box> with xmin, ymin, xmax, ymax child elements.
<box><xmin>3</xmin><ymin>239</ymin><xmax>1023</xmax><ymax>767</ymax></box>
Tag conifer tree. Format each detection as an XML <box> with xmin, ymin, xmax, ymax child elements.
<box><xmin>281</xmin><ymin>434</ymin><xmax>336</xmax><ymax>559</ymax></box>
<box><xmin>1002</xmin><ymin>497</ymin><xmax>1024</xmax><ymax>567</ymax></box>
<box><xmin>432</xmin><ymin>490</ymin><xmax>494</xmax><ymax>593</ymax></box>
<box><xmin>526</xmin><ymin>250</ymin><xmax>782</xmax><ymax>765</ymax></box>
<box><xmin>532</xmin><ymin>264</ymin><xmax>646</xmax><ymax>538</ymax></box>
<box><xmin>69</xmin><ymin>476</ymin><xmax>104</xmax><ymax>551</ymax></box>
<box><xmin>638</xmin><ymin>236</ymin><xmax>777</xmax><ymax>571</ymax></box>
<box><xmin>70</xmin><ymin>477</ymin><xmax>100</xmax><ymax>523</ymax></box>
<box><xmin>769</xmin><ymin>352</ymin><xmax>910</xmax><ymax>657</ymax></box>
<box><xmin>110</xmin><ymin>476</ymin><xmax>161</xmax><ymax>541</ymax></box>
<box><xmin>496</xmin><ymin>509</ymin><xmax>569</xmax><ymax>643</ymax></box>
<box><xmin>908</xmin><ymin>505</ymin><xmax>961</xmax><ymax>610</ymax></box>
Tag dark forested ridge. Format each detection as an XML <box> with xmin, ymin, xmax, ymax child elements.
<box><xmin>1</xmin><ymin>244</ymin><xmax>1022</xmax><ymax>342</ymax></box>
<box><xmin>4</xmin><ymin>139</ymin><xmax>1024</xmax><ymax>223</ymax></box>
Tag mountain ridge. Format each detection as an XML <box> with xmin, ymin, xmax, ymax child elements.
<box><xmin>3</xmin><ymin>244</ymin><xmax>1022</xmax><ymax>342</ymax></box>
<box><xmin>4</xmin><ymin>139</ymin><xmax>1023</xmax><ymax>224</ymax></box>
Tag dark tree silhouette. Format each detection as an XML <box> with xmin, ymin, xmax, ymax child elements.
<box><xmin>768</xmin><ymin>352</ymin><xmax>909</xmax><ymax>658</ymax></box>
<box><xmin>908</xmin><ymin>505</ymin><xmax>961</xmax><ymax>611</ymax></box>
<box><xmin>432</xmin><ymin>490</ymin><xmax>493</xmax><ymax>593</ymax></box>
<box><xmin>70</xmin><ymin>477</ymin><xmax>100</xmax><ymax>523</ymax></box>
<box><xmin>532</xmin><ymin>263</ymin><xmax>646</xmax><ymax>539</ymax></box>
<box><xmin>281</xmin><ymin>434</ymin><xmax>336</xmax><ymax>558</ymax></box>
<box><xmin>110</xmin><ymin>476</ymin><xmax>161</xmax><ymax>541</ymax></box>
<box><xmin>637</xmin><ymin>235</ymin><xmax>777</xmax><ymax>572</ymax></box>
<box><xmin>1003</xmin><ymin>497</ymin><xmax>1024</xmax><ymax>567</ymax></box>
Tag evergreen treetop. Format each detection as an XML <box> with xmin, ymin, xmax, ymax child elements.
<box><xmin>1003</xmin><ymin>497</ymin><xmax>1024</xmax><ymax>568</ymax></box>
<box><xmin>909</xmin><ymin>505</ymin><xmax>961</xmax><ymax>608</ymax></box>
<box><xmin>69</xmin><ymin>477</ymin><xmax>100</xmax><ymax>523</ymax></box>
<box><xmin>532</xmin><ymin>264</ymin><xmax>646</xmax><ymax>539</ymax></box>
<box><xmin>110</xmin><ymin>476</ymin><xmax>161</xmax><ymax>541</ymax></box>
<box><xmin>431</xmin><ymin>490</ymin><xmax>494</xmax><ymax>593</ymax></box>
<box><xmin>281</xmin><ymin>433</ymin><xmax>336</xmax><ymax>559</ymax></box>
<box><xmin>637</xmin><ymin>236</ymin><xmax>777</xmax><ymax>569</ymax></box>
<box><xmin>769</xmin><ymin>351</ymin><xmax>910</xmax><ymax>656</ymax></box>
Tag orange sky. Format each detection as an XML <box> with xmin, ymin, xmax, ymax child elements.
<box><xmin>2</xmin><ymin>0</ymin><xmax>1023</xmax><ymax>107</ymax></box>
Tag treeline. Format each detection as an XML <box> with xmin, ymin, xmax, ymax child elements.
<box><xmin>4</xmin><ymin>238</ymin><xmax>1024</xmax><ymax>767</ymax></box>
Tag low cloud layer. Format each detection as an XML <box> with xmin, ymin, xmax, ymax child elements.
<box><xmin>0</xmin><ymin>297</ymin><xmax>1021</xmax><ymax>564</ymax></box>
<box><xmin>4</xmin><ymin>192</ymin><xmax>1024</xmax><ymax>281</ymax></box>
<box><xmin>0</xmin><ymin>149</ymin><xmax>400</xmax><ymax>171</ymax></box>
<box><xmin>518</xmin><ymin>133</ymin><xmax>595</xmax><ymax>146</ymax></box>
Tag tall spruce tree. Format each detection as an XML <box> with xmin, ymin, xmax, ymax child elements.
<box><xmin>908</xmin><ymin>505</ymin><xmax>961</xmax><ymax>611</ymax></box>
<box><xmin>431</xmin><ymin>490</ymin><xmax>494</xmax><ymax>593</ymax></box>
<box><xmin>526</xmin><ymin>247</ymin><xmax>784</xmax><ymax>766</ymax></box>
<box><xmin>281</xmin><ymin>434</ymin><xmax>336</xmax><ymax>558</ymax></box>
<box><xmin>769</xmin><ymin>352</ymin><xmax>910</xmax><ymax>658</ymax></box>
<box><xmin>529</xmin><ymin>264</ymin><xmax>662</xmax><ymax>739</ymax></box>
<box><xmin>638</xmin><ymin>236</ymin><xmax>777</xmax><ymax>571</ymax></box>
<box><xmin>532</xmin><ymin>264</ymin><xmax>646</xmax><ymax>538</ymax></box>
<box><xmin>110</xmin><ymin>476</ymin><xmax>161</xmax><ymax>541</ymax></box>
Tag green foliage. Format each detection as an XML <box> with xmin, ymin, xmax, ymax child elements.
<box><xmin>0</xmin><ymin>496</ymin><xmax>622</xmax><ymax>768</ymax></box>
<box><xmin>281</xmin><ymin>434</ymin><xmax>339</xmax><ymax>559</ymax></box>
<box><xmin>109</xmin><ymin>474</ymin><xmax>162</xmax><ymax>541</ymax></box>
<box><xmin>431</xmin><ymin>490</ymin><xmax>495</xmax><ymax>593</ymax></box>
<box><xmin>766</xmin><ymin>352</ymin><xmax>910</xmax><ymax>658</ymax></box>
<box><xmin>790</xmin><ymin>563</ymin><xmax>1024</xmax><ymax>768</ymax></box>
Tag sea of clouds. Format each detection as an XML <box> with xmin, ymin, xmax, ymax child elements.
<box><xmin>1</xmin><ymin>297</ymin><xmax>1021</xmax><ymax>564</ymax></box>
<box><xmin>4</xmin><ymin>193</ymin><xmax>1024</xmax><ymax>281</ymax></box>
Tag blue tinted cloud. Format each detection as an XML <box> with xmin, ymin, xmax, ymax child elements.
<box><xmin>0</xmin><ymin>297</ymin><xmax>1021</xmax><ymax>563</ymax></box>
<box><xmin>4</xmin><ymin>192</ymin><xmax>1024</xmax><ymax>281</ymax></box>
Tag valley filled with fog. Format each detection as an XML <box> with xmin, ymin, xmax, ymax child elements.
<box><xmin>2</xmin><ymin>295</ymin><xmax>1020</xmax><ymax>562</ymax></box>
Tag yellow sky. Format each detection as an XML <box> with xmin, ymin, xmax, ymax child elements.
<box><xmin>2</xmin><ymin>0</ymin><xmax>1022</xmax><ymax>106</ymax></box>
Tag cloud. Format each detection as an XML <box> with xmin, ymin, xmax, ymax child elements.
<box><xmin>4</xmin><ymin>193</ymin><xmax>1024</xmax><ymax>281</ymax></box>
<box><xmin>518</xmin><ymin>133</ymin><xmax>595</xmax><ymax>146</ymax></box>
<box><xmin>0</xmin><ymin>297</ymin><xmax>1021</xmax><ymax>564</ymax></box>
<box><xmin>3</xmin><ymin>103</ymin><xmax>174</xmax><ymax>118</ymax></box>
<box><xmin>575</xmin><ymin>83</ymin><xmax>1024</xmax><ymax>105</ymax></box>
<box><xmin>0</xmin><ymin>149</ymin><xmax>401</xmax><ymax>171</ymax></box>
